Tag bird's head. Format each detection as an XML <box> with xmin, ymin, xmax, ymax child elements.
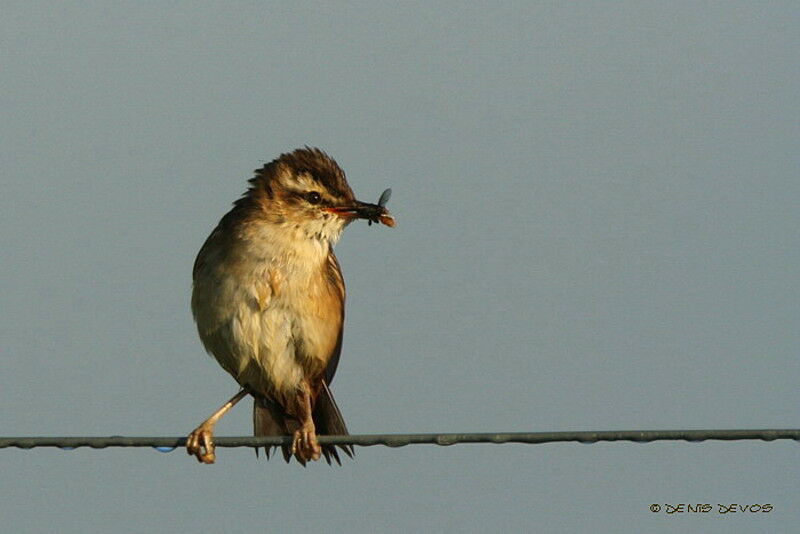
<box><xmin>243</xmin><ymin>147</ymin><xmax>394</xmax><ymax>243</ymax></box>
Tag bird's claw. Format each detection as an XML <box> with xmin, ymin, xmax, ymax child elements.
<box><xmin>291</xmin><ymin>426</ymin><xmax>322</xmax><ymax>462</ymax></box>
<box><xmin>186</xmin><ymin>424</ymin><xmax>216</xmax><ymax>464</ymax></box>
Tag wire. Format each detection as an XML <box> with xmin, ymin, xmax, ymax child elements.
<box><xmin>1</xmin><ymin>429</ymin><xmax>798</xmax><ymax>450</ymax></box>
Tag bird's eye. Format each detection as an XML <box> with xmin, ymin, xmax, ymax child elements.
<box><xmin>305</xmin><ymin>191</ymin><xmax>322</xmax><ymax>204</ymax></box>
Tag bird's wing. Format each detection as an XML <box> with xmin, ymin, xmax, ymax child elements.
<box><xmin>324</xmin><ymin>247</ymin><xmax>346</xmax><ymax>384</ymax></box>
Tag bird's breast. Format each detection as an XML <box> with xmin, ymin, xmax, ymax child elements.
<box><xmin>192</xmin><ymin>230</ymin><xmax>343</xmax><ymax>397</ymax></box>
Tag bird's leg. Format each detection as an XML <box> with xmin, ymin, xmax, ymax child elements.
<box><xmin>186</xmin><ymin>388</ymin><xmax>248</xmax><ymax>464</ymax></box>
<box><xmin>290</xmin><ymin>381</ymin><xmax>322</xmax><ymax>462</ymax></box>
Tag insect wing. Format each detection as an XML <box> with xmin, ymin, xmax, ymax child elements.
<box><xmin>377</xmin><ymin>188</ymin><xmax>392</xmax><ymax>208</ymax></box>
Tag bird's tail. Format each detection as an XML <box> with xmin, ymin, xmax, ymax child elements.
<box><xmin>253</xmin><ymin>382</ymin><xmax>354</xmax><ymax>465</ymax></box>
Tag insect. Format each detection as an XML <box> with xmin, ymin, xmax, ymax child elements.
<box><xmin>362</xmin><ymin>188</ymin><xmax>395</xmax><ymax>227</ymax></box>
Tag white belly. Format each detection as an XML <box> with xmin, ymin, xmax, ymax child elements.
<box><xmin>192</xmin><ymin>250</ymin><xmax>339</xmax><ymax>397</ymax></box>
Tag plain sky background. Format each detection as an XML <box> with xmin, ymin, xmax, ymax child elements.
<box><xmin>1</xmin><ymin>2</ymin><xmax>798</xmax><ymax>532</ymax></box>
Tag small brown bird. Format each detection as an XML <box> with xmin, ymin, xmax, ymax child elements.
<box><xmin>186</xmin><ymin>147</ymin><xmax>394</xmax><ymax>465</ymax></box>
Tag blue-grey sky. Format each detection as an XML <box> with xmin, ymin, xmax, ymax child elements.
<box><xmin>1</xmin><ymin>2</ymin><xmax>798</xmax><ymax>532</ymax></box>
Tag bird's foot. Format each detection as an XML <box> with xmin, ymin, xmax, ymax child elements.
<box><xmin>186</xmin><ymin>422</ymin><xmax>217</xmax><ymax>464</ymax></box>
<box><xmin>291</xmin><ymin>425</ymin><xmax>322</xmax><ymax>463</ymax></box>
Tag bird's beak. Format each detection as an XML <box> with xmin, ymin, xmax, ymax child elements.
<box><xmin>325</xmin><ymin>200</ymin><xmax>395</xmax><ymax>227</ymax></box>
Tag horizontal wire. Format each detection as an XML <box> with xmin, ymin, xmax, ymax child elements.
<box><xmin>1</xmin><ymin>429</ymin><xmax>798</xmax><ymax>449</ymax></box>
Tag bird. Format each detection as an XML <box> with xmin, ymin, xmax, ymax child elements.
<box><xmin>186</xmin><ymin>147</ymin><xmax>394</xmax><ymax>465</ymax></box>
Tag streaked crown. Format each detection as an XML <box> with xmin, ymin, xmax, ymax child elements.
<box><xmin>249</xmin><ymin>147</ymin><xmax>354</xmax><ymax>204</ymax></box>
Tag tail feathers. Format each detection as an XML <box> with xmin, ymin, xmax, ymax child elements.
<box><xmin>252</xmin><ymin>382</ymin><xmax>353</xmax><ymax>465</ymax></box>
<box><xmin>314</xmin><ymin>381</ymin><xmax>354</xmax><ymax>465</ymax></box>
<box><xmin>252</xmin><ymin>395</ymin><xmax>296</xmax><ymax>463</ymax></box>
